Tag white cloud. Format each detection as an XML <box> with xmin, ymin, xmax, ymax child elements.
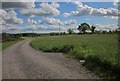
<box><xmin>20</xmin><ymin>2</ymin><xmax>60</xmax><ymax>17</ymax></box>
<box><xmin>72</xmin><ymin>1</ymin><xmax>119</xmax><ymax>17</ymax></box>
<box><xmin>110</xmin><ymin>16</ymin><xmax>118</xmax><ymax>19</ymax></box>
<box><xmin>72</xmin><ymin>2</ymin><xmax>83</xmax><ymax>6</ymax></box>
<box><xmin>95</xmin><ymin>24</ymin><xmax>118</xmax><ymax>31</ymax></box>
<box><xmin>0</xmin><ymin>9</ymin><xmax>8</xmax><ymax>18</ymax></box>
<box><xmin>30</xmin><ymin>25</ymin><xmax>36</xmax><ymax>30</ymax></box>
<box><xmin>39</xmin><ymin>17</ymin><xmax>76</xmax><ymax>26</ymax></box>
<box><xmin>2</xmin><ymin>24</ymin><xmax>21</xmax><ymax>33</ymax></box>
<box><xmin>64</xmin><ymin>20</ymin><xmax>76</xmax><ymax>25</ymax></box>
<box><xmin>40</xmin><ymin>17</ymin><xmax>62</xmax><ymax>25</ymax></box>
<box><xmin>71</xmin><ymin>11</ymin><xmax>79</xmax><ymax>16</ymax></box>
<box><xmin>0</xmin><ymin>20</ymin><xmax>6</xmax><ymax>26</ymax></box>
<box><xmin>20</xmin><ymin>8</ymin><xmax>36</xmax><ymax>17</ymax></box>
<box><xmin>27</xmin><ymin>19</ymin><xmax>37</xmax><ymax>24</ymax></box>
<box><xmin>0</xmin><ymin>9</ymin><xmax>23</xmax><ymax>25</ymax></box>
<box><xmin>50</xmin><ymin>2</ymin><xmax>59</xmax><ymax>8</ymax></box>
<box><xmin>104</xmin><ymin>16</ymin><xmax>118</xmax><ymax>20</ymax></box>
<box><xmin>0</xmin><ymin>9</ymin><xmax>23</xmax><ymax>33</ymax></box>
<box><xmin>113</xmin><ymin>1</ymin><xmax>120</xmax><ymax>6</ymax></box>
<box><xmin>113</xmin><ymin>2</ymin><xmax>118</xmax><ymax>6</ymax></box>
<box><xmin>2</xmin><ymin>0</ymin><xmax>35</xmax><ymax>9</ymax></box>
<box><xmin>63</xmin><ymin>13</ymin><xmax>70</xmax><ymax>17</ymax></box>
<box><xmin>39</xmin><ymin>2</ymin><xmax>60</xmax><ymax>16</ymax></box>
<box><xmin>36</xmin><ymin>25</ymin><xmax>59</xmax><ymax>30</ymax></box>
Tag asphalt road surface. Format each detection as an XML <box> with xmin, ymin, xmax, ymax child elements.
<box><xmin>3</xmin><ymin>39</ymin><xmax>98</xmax><ymax>79</ymax></box>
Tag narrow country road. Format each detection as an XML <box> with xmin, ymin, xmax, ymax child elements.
<box><xmin>3</xmin><ymin>39</ymin><xmax>98</xmax><ymax>79</ymax></box>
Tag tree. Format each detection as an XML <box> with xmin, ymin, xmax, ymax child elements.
<box><xmin>77</xmin><ymin>25</ymin><xmax>82</xmax><ymax>34</ymax></box>
<box><xmin>78</xmin><ymin>23</ymin><xmax>90</xmax><ymax>34</ymax></box>
<box><xmin>67</xmin><ymin>28</ymin><xmax>74</xmax><ymax>34</ymax></box>
<box><xmin>91</xmin><ymin>26</ymin><xmax>96</xmax><ymax>34</ymax></box>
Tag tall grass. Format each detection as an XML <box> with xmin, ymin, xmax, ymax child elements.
<box><xmin>31</xmin><ymin>34</ymin><xmax>119</xmax><ymax>79</ymax></box>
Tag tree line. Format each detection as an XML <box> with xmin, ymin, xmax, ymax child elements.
<box><xmin>2</xmin><ymin>33</ymin><xmax>40</xmax><ymax>42</ymax></box>
<box><xmin>1</xmin><ymin>22</ymin><xmax>118</xmax><ymax>41</ymax></box>
<box><xmin>67</xmin><ymin>23</ymin><xmax>118</xmax><ymax>35</ymax></box>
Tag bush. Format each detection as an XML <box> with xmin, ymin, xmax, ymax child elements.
<box><xmin>43</xmin><ymin>45</ymin><xmax>74</xmax><ymax>53</ymax></box>
<box><xmin>60</xmin><ymin>45</ymin><xmax>73</xmax><ymax>53</ymax></box>
<box><xmin>2</xmin><ymin>33</ymin><xmax>21</xmax><ymax>42</ymax></box>
<box><xmin>69</xmin><ymin>44</ymin><xmax>90</xmax><ymax>60</ymax></box>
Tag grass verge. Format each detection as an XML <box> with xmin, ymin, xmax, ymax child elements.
<box><xmin>2</xmin><ymin>40</ymin><xmax>22</xmax><ymax>50</ymax></box>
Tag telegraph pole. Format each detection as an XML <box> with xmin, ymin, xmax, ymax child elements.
<box><xmin>59</xmin><ymin>23</ymin><xmax>60</xmax><ymax>35</ymax></box>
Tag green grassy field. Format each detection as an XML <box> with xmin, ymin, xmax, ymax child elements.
<box><xmin>31</xmin><ymin>34</ymin><xmax>119</xmax><ymax>79</ymax></box>
<box><xmin>2</xmin><ymin>40</ymin><xmax>22</xmax><ymax>50</ymax></box>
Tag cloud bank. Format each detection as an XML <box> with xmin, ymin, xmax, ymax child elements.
<box><xmin>72</xmin><ymin>1</ymin><xmax>119</xmax><ymax>18</ymax></box>
<box><xmin>20</xmin><ymin>2</ymin><xmax>60</xmax><ymax>17</ymax></box>
<box><xmin>0</xmin><ymin>9</ymin><xmax>23</xmax><ymax>25</ymax></box>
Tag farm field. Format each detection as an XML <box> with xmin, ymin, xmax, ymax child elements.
<box><xmin>31</xmin><ymin>34</ymin><xmax>119</xmax><ymax>79</ymax></box>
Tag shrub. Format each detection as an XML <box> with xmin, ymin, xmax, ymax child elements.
<box><xmin>69</xmin><ymin>44</ymin><xmax>91</xmax><ymax>60</ymax></box>
<box><xmin>60</xmin><ymin>45</ymin><xmax>73</xmax><ymax>53</ymax></box>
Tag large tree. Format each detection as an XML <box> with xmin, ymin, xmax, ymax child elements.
<box><xmin>78</xmin><ymin>23</ymin><xmax>90</xmax><ymax>34</ymax></box>
<box><xmin>67</xmin><ymin>28</ymin><xmax>74</xmax><ymax>34</ymax></box>
<box><xmin>91</xmin><ymin>25</ymin><xmax>96</xmax><ymax>34</ymax></box>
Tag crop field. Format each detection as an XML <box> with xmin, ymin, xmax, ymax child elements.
<box><xmin>31</xmin><ymin>34</ymin><xmax>119</xmax><ymax>79</ymax></box>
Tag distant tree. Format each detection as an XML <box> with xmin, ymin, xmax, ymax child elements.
<box><xmin>114</xmin><ymin>29</ymin><xmax>118</xmax><ymax>33</ymax></box>
<box><xmin>109</xmin><ymin>30</ymin><xmax>112</xmax><ymax>34</ymax></box>
<box><xmin>78</xmin><ymin>23</ymin><xmax>90</xmax><ymax>34</ymax></box>
<box><xmin>2</xmin><ymin>33</ymin><xmax>21</xmax><ymax>42</ymax></box>
<box><xmin>50</xmin><ymin>33</ymin><xmax>54</xmax><ymax>36</ymax></box>
<box><xmin>67</xmin><ymin>28</ymin><xmax>74</xmax><ymax>34</ymax></box>
<box><xmin>63</xmin><ymin>32</ymin><xmax>66</xmax><ymax>35</ymax></box>
<box><xmin>102</xmin><ymin>30</ymin><xmax>107</xmax><ymax>34</ymax></box>
<box><xmin>77</xmin><ymin>25</ymin><xmax>82</xmax><ymax>34</ymax></box>
<box><xmin>91</xmin><ymin>26</ymin><xmax>96</xmax><ymax>34</ymax></box>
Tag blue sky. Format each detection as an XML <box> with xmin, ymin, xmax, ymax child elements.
<box><xmin>1</xmin><ymin>2</ymin><xmax>119</xmax><ymax>33</ymax></box>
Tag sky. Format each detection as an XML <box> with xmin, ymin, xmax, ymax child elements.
<box><xmin>0</xmin><ymin>1</ymin><xmax>119</xmax><ymax>33</ymax></box>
